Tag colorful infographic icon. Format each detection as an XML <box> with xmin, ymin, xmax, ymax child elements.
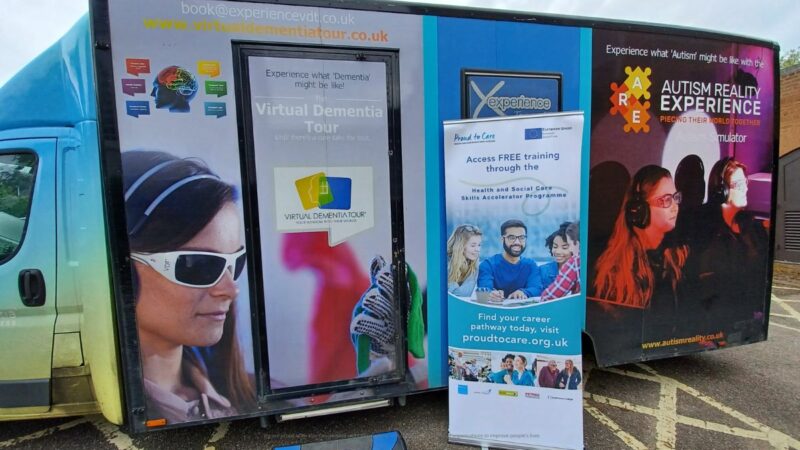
<box><xmin>151</xmin><ymin>65</ymin><xmax>198</xmax><ymax>113</ymax></box>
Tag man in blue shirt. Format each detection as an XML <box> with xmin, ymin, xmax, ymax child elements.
<box><xmin>478</xmin><ymin>219</ymin><xmax>543</xmax><ymax>300</ymax></box>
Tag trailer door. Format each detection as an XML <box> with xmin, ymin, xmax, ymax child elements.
<box><xmin>0</xmin><ymin>138</ymin><xmax>57</xmax><ymax>410</ymax></box>
<box><xmin>234</xmin><ymin>44</ymin><xmax>407</xmax><ymax>397</ymax></box>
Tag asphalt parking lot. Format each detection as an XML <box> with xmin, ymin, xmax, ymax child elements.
<box><xmin>2</xmin><ymin>263</ymin><xmax>799</xmax><ymax>450</ymax></box>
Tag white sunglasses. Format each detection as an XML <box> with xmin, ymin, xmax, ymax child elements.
<box><xmin>131</xmin><ymin>247</ymin><xmax>246</xmax><ymax>288</ymax></box>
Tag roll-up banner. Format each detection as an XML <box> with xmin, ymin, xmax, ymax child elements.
<box><xmin>445</xmin><ymin>112</ymin><xmax>585</xmax><ymax>450</ymax></box>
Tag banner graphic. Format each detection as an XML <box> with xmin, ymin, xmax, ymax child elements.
<box><xmin>445</xmin><ymin>112</ymin><xmax>585</xmax><ymax>450</ymax></box>
<box><xmin>587</xmin><ymin>30</ymin><xmax>775</xmax><ymax>366</ymax></box>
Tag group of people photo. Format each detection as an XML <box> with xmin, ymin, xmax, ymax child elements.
<box><xmin>588</xmin><ymin>156</ymin><xmax>769</xmax><ymax>353</ymax></box>
<box><xmin>447</xmin><ymin>218</ymin><xmax>581</xmax><ymax>303</ymax></box>
<box><xmin>449</xmin><ymin>349</ymin><xmax>582</xmax><ymax>390</ymax></box>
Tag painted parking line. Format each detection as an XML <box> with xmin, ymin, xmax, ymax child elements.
<box><xmin>772</xmin><ymin>295</ymin><xmax>800</xmax><ymax>323</ymax></box>
<box><xmin>584</xmin><ymin>404</ymin><xmax>649</xmax><ymax>450</ymax></box>
<box><xmin>0</xmin><ymin>416</ymin><xmax>141</xmax><ymax>450</ymax></box>
<box><xmin>204</xmin><ymin>422</ymin><xmax>230</xmax><ymax>450</ymax></box>
<box><xmin>0</xmin><ymin>418</ymin><xmax>88</xmax><ymax>448</ymax></box>
<box><xmin>772</xmin><ymin>285</ymin><xmax>800</xmax><ymax>291</ymax></box>
<box><xmin>90</xmin><ymin>416</ymin><xmax>141</xmax><ymax>450</ymax></box>
<box><xmin>771</xmin><ymin>313</ymin><xmax>795</xmax><ymax>318</ymax></box>
<box><xmin>769</xmin><ymin>293</ymin><xmax>800</xmax><ymax>333</ymax></box>
<box><xmin>770</xmin><ymin>322</ymin><xmax>800</xmax><ymax>333</ymax></box>
<box><xmin>584</xmin><ymin>364</ymin><xmax>800</xmax><ymax>450</ymax></box>
<box><xmin>655</xmin><ymin>380</ymin><xmax>678</xmax><ymax>448</ymax></box>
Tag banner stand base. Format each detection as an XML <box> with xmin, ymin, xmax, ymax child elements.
<box><xmin>448</xmin><ymin>435</ymin><xmax>569</xmax><ymax>450</ymax></box>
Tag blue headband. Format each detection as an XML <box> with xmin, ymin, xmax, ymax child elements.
<box><xmin>125</xmin><ymin>160</ymin><xmax>219</xmax><ymax>235</ymax></box>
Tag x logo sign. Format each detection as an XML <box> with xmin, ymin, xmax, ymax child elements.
<box><xmin>470</xmin><ymin>80</ymin><xmax>505</xmax><ymax>118</ymax></box>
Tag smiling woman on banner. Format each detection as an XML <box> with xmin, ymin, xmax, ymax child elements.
<box><xmin>446</xmin><ymin>224</ymin><xmax>483</xmax><ymax>297</ymax></box>
<box><xmin>123</xmin><ymin>150</ymin><xmax>256</xmax><ymax>423</ymax></box>
<box><xmin>540</xmin><ymin>222</ymin><xmax>572</xmax><ymax>288</ymax></box>
<box><xmin>556</xmin><ymin>359</ymin><xmax>581</xmax><ymax>390</ymax></box>
<box><xmin>541</xmin><ymin>221</ymin><xmax>581</xmax><ymax>301</ymax></box>
<box><xmin>504</xmin><ymin>354</ymin><xmax>535</xmax><ymax>386</ymax></box>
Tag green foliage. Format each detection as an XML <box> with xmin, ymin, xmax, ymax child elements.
<box><xmin>0</xmin><ymin>155</ymin><xmax>35</xmax><ymax>218</ymax></box>
<box><xmin>0</xmin><ymin>241</ymin><xmax>14</xmax><ymax>260</ymax></box>
<box><xmin>781</xmin><ymin>47</ymin><xmax>800</xmax><ymax>70</ymax></box>
<box><xmin>0</xmin><ymin>195</ymin><xmax>29</xmax><ymax>218</ymax></box>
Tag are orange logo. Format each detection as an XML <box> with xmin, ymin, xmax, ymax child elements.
<box><xmin>609</xmin><ymin>66</ymin><xmax>652</xmax><ymax>133</ymax></box>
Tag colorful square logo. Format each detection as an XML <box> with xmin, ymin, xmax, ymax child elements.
<box><xmin>294</xmin><ymin>172</ymin><xmax>332</xmax><ymax>210</ymax></box>
<box><xmin>457</xmin><ymin>385</ymin><xmax>468</xmax><ymax>395</ymax></box>
<box><xmin>319</xmin><ymin>177</ymin><xmax>352</xmax><ymax>210</ymax></box>
<box><xmin>294</xmin><ymin>172</ymin><xmax>351</xmax><ymax>211</ymax></box>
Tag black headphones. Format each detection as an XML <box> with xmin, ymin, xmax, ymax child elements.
<box><xmin>709</xmin><ymin>157</ymin><xmax>733</xmax><ymax>204</ymax></box>
<box><xmin>625</xmin><ymin>175</ymin><xmax>650</xmax><ymax>229</ymax></box>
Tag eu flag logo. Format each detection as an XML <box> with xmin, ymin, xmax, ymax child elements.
<box><xmin>525</xmin><ymin>128</ymin><xmax>543</xmax><ymax>140</ymax></box>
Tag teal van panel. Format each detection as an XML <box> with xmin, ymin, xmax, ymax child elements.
<box><xmin>0</xmin><ymin>15</ymin><xmax>96</xmax><ymax>131</ymax></box>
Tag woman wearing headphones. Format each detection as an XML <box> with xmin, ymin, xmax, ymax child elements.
<box><xmin>591</xmin><ymin>165</ymin><xmax>690</xmax><ymax>347</ymax></box>
<box><xmin>686</xmin><ymin>157</ymin><xmax>768</xmax><ymax>338</ymax></box>
<box><xmin>593</xmin><ymin>165</ymin><xmax>688</xmax><ymax>309</ymax></box>
<box><xmin>123</xmin><ymin>150</ymin><xmax>256</xmax><ymax>424</ymax></box>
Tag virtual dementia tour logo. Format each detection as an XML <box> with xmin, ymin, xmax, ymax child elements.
<box><xmin>294</xmin><ymin>172</ymin><xmax>352</xmax><ymax>211</ymax></box>
<box><xmin>610</xmin><ymin>66</ymin><xmax>652</xmax><ymax>133</ymax></box>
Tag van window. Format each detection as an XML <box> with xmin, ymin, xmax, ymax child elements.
<box><xmin>0</xmin><ymin>153</ymin><xmax>37</xmax><ymax>263</ymax></box>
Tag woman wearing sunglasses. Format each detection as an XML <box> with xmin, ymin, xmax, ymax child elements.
<box><xmin>123</xmin><ymin>150</ymin><xmax>255</xmax><ymax>424</ymax></box>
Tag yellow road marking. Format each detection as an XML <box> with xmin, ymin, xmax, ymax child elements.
<box><xmin>90</xmin><ymin>416</ymin><xmax>141</xmax><ymax>450</ymax></box>
<box><xmin>772</xmin><ymin>285</ymin><xmax>800</xmax><ymax>291</ymax></box>
<box><xmin>589</xmin><ymin>392</ymin><xmax>772</xmax><ymax>441</ymax></box>
<box><xmin>772</xmin><ymin>296</ymin><xmax>800</xmax><ymax>323</ymax></box>
<box><xmin>655</xmin><ymin>380</ymin><xmax>678</xmax><ymax>449</ymax></box>
<box><xmin>584</xmin><ymin>404</ymin><xmax>649</xmax><ymax>450</ymax></box>
<box><xmin>603</xmin><ymin>367</ymin><xmax>660</xmax><ymax>383</ymax></box>
<box><xmin>0</xmin><ymin>417</ymin><xmax>88</xmax><ymax>448</ymax></box>
<box><xmin>589</xmin><ymin>393</ymin><xmax>657</xmax><ymax>416</ymax></box>
<box><xmin>676</xmin><ymin>415</ymin><xmax>768</xmax><ymax>441</ymax></box>
<box><xmin>204</xmin><ymin>421</ymin><xmax>230</xmax><ymax>450</ymax></box>
<box><xmin>586</xmin><ymin>364</ymin><xmax>800</xmax><ymax>449</ymax></box>
<box><xmin>771</xmin><ymin>313</ymin><xmax>794</xmax><ymax>318</ymax></box>
<box><xmin>666</xmin><ymin>375</ymin><xmax>800</xmax><ymax>449</ymax></box>
<box><xmin>770</xmin><ymin>321</ymin><xmax>800</xmax><ymax>333</ymax></box>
